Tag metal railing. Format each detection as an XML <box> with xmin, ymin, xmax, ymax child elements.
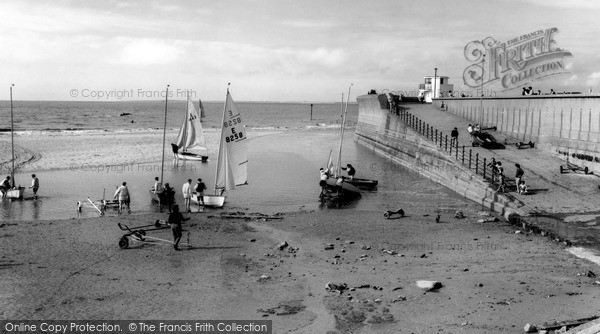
<box><xmin>392</xmin><ymin>105</ymin><xmax>495</xmax><ymax>185</ymax></box>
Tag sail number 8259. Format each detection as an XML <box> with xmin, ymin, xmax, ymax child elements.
<box><xmin>224</xmin><ymin>117</ymin><xmax>242</xmax><ymax>128</ymax></box>
<box><xmin>225</xmin><ymin>131</ymin><xmax>243</xmax><ymax>143</ymax></box>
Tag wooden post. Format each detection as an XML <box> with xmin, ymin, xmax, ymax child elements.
<box><xmin>310</xmin><ymin>104</ymin><xmax>313</xmax><ymax>121</ymax></box>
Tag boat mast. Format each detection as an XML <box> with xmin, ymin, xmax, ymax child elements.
<box><xmin>160</xmin><ymin>85</ymin><xmax>169</xmax><ymax>186</ymax></box>
<box><xmin>214</xmin><ymin>83</ymin><xmax>231</xmax><ymax>195</ymax></box>
<box><xmin>336</xmin><ymin>84</ymin><xmax>352</xmax><ymax>176</ymax></box>
<box><xmin>10</xmin><ymin>84</ymin><xmax>15</xmax><ymax>188</ymax></box>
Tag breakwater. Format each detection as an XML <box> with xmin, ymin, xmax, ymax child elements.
<box><xmin>354</xmin><ymin>94</ymin><xmax>523</xmax><ymax>217</ymax></box>
<box><xmin>437</xmin><ymin>95</ymin><xmax>600</xmax><ymax>173</ymax></box>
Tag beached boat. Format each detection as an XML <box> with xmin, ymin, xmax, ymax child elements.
<box><xmin>3</xmin><ymin>84</ymin><xmax>25</xmax><ymax>200</ymax></box>
<box><xmin>172</xmin><ymin>93</ymin><xmax>208</xmax><ymax>162</ymax></box>
<box><xmin>322</xmin><ymin>85</ymin><xmax>374</xmax><ymax>197</ymax></box>
<box><xmin>192</xmin><ymin>85</ymin><xmax>248</xmax><ymax>208</ymax></box>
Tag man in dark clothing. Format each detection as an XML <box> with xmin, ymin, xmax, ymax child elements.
<box><xmin>341</xmin><ymin>164</ymin><xmax>356</xmax><ymax>179</ymax></box>
<box><xmin>168</xmin><ymin>204</ymin><xmax>189</xmax><ymax>250</ymax></box>
<box><xmin>450</xmin><ymin>127</ymin><xmax>459</xmax><ymax>146</ymax></box>
<box><xmin>515</xmin><ymin>164</ymin><xmax>525</xmax><ymax>193</ymax></box>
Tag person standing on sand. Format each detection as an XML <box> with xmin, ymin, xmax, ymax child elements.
<box><xmin>153</xmin><ymin>176</ymin><xmax>162</xmax><ymax>193</ymax></box>
<box><xmin>168</xmin><ymin>204</ymin><xmax>189</xmax><ymax>251</ymax></box>
<box><xmin>114</xmin><ymin>182</ymin><xmax>131</xmax><ymax>214</ymax></box>
<box><xmin>29</xmin><ymin>174</ymin><xmax>39</xmax><ymax>199</ymax></box>
<box><xmin>515</xmin><ymin>164</ymin><xmax>524</xmax><ymax>193</ymax></box>
<box><xmin>194</xmin><ymin>178</ymin><xmax>207</xmax><ymax>209</ymax></box>
<box><xmin>0</xmin><ymin>176</ymin><xmax>10</xmax><ymax>198</ymax></box>
<box><xmin>163</xmin><ymin>183</ymin><xmax>175</xmax><ymax>213</ymax></box>
<box><xmin>182</xmin><ymin>179</ymin><xmax>193</xmax><ymax>213</ymax></box>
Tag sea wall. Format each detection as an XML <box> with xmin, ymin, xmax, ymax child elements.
<box><xmin>436</xmin><ymin>95</ymin><xmax>600</xmax><ymax>173</ymax></box>
<box><xmin>355</xmin><ymin>94</ymin><xmax>523</xmax><ymax>216</ymax></box>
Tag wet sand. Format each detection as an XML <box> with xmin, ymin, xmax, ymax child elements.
<box><xmin>1</xmin><ymin>130</ymin><xmax>600</xmax><ymax>333</ymax></box>
<box><xmin>2</xmin><ymin>209</ymin><xmax>599</xmax><ymax>333</ymax></box>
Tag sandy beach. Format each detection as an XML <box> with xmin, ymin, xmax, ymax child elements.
<box><xmin>0</xmin><ymin>128</ymin><xmax>282</xmax><ymax>173</ymax></box>
<box><xmin>1</xmin><ymin>129</ymin><xmax>600</xmax><ymax>333</ymax></box>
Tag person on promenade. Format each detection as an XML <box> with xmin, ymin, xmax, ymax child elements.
<box><xmin>182</xmin><ymin>179</ymin><xmax>193</xmax><ymax>213</ymax></box>
<box><xmin>1</xmin><ymin>176</ymin><xmax>11</xmax><ymax>198</ymax></box>
<box><xmin>518</xmin><ymin>180</ymin><xmax>528</xmax><ymax>195</ymax></box>
<box><xmin>194</xmin><ymin>178</ymin><xmax>207</xmax><ymax>209</ymax></box>
<box><xmin>496</xmin><ymin>171</ymin><xmax>506</xmax><ymax>193</ymax></box>
<box><xmin>467</xmin><ymin>124</ymin><xmax>473</xmax><ymax>143</ymax></box>
<box><xmin>29</xmin><ymin>174</ymin><xmax>39</xmax><ymax>199</ymax></box>
<box><xmin>114</xmin><ymin>182</ymin><xmax>131</xmax><ymax>214</ymax></box>
<box><xmin>341</xmin><ymin>164</ymin><xmax>356</xmax><ymax>179</ymax></box>
<box><xmin>168</xmin><ymin>204</ymin><xmax>189</xmax><ymax>251</ymax></box>
<box><xmin>451</xmin><ymin>127</ymin><xmax>459</xmax><ymax>146</ymax></box>
<box><xmin>515</xmin><ymin>164</ymin><xmax>524</xmax><ymax>192</ymax></box>
<box><xmin>495</xmin><ymin>161</ymin><xmax>504</xmax><ymax>177</ymax></box>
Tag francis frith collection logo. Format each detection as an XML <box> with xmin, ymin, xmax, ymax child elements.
<box><xmin>463</xmin><ymin>27</ymin><xmax>572</xmax><ymax>92</ymax></box>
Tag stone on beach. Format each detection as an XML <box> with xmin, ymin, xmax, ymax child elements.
<box><xmin>416</xmin><ymin>280</ymin><xmax>443</xmax><ymax>291</ymax></box>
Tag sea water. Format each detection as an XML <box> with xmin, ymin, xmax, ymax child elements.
<box><xmin>0</xmin><ymin>129</ymin><xmax>475</xmax><ymax>221</ymax></box>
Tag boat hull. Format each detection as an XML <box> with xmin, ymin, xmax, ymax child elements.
<box><xmin>195</xmin><ymin>194</ymin><xmax>225</xmax><ymax>208</ymax></box>
<box><xmin>4</xmin><ymin>187</ymin><xmax>25</xmax><ymax>199</ymax></box>
<box><xmin>324</xmin><ymin>178</ymin><xmax>362</xmax><ymax>195</ymax></box>
<box><xmin>175</xmin><ymin>152</ymin><xmax>208</xmax><ymax>162</ymax></box>
<box><xmin>344</xmin><ymin>177</ymin><xmax>378</xmax><ymax>189</ymax></box>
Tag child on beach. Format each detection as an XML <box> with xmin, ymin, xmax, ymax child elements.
<box><xmin>518</xmin><ymin>180</ymin><xmax>528</xmax><ymax>195</ymax></box>
<box><xmin>0</xmin><ymin>176</ymin><xmax>10</xmax><ymax>198</ymax></box>
<box><xmin>29</xmin><ymin>174</ymin><xmax>39</xmax><ymax>199</ymax></box>
<box><xmin>168</xmin><ymin>204</ymin><xmax>189</xmax><ymax>251</ymax></box>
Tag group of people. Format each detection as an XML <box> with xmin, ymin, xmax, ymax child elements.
<box><xmin>1</xmin><ymin>174</ymin><xmax>40</xmax><ymax>199</ymax></box>
<box><xmin>113</xmin><ymin>176</ymin><xmax>208</xmax><ymax>215</ymax></box>
<box><xmin>150</xmin><ymin>176</ymin><xmax>207</xmax><ymax>213</ymax></box>
<box><xmin>488</xmin><ymin>158</ymin><xmax>527</xmax><ymax>194</ymax></box>
<box><xmin>467</xmin><ymin>123</ymin><xmax>481</xmax><ymax>144</ymax></box>
<box><xmin>319</xmin><ymin>163</ymin><xmax>356</xmax><ymax>199</ymax></box>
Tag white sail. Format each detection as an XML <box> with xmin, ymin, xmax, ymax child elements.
<box><xmin>174</xmin><ymin>95</ymin><xmax>207</xmax><ymax>154</ymax></box>
<box><xmin>214</xmin><ymin>90</ymin><xmax>248</xmax><ymax>191</ymax></box>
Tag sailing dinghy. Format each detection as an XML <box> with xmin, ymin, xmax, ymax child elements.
<box><xmin>329</xmin><ymin>84</ymin><xmax>377</xmax><ymax>191</ymax></box>
<box><xmin>172</xmin><ymin>94</ymin><xmax>208</xmax><ymax>162</ymax></box>
<box><xmin>3</xmin><ymin>84</ymin><xmax>25</xmax><ymax>200</ymax></box>
<box><xmin>193</xmin><ymin>85</ymin><xmax>248</xmax><ymax>208</ymax></box>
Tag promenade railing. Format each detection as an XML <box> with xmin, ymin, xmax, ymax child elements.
<box><xmin>390</xmin><ymin>104</ymin><xmax>495</xmax><ymax>185</ymax></box>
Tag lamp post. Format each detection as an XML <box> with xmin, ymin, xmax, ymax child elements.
<box><xmin>433</xmin><ymin>67</ymin><xmax>438</xmax><ymax>99</ymax></box>
<box><xmin>479</xmin><ymin>56</ymin><xmax>485</xmax><ymax>125</ymax></box>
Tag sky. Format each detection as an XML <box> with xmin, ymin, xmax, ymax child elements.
<box><xmin>1</xmin><ymin>0</ymin><xmax>600</xmax><ymax>102</ymax></box>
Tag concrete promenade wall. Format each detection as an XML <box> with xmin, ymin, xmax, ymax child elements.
<box><xmin>437</xmin><ymin>95</ymin><xmax>600</xmax><ymax>173</ymax></box>
<box><xmin>355</xmin><ymin>94</ymin><xmax>523</xmax><ymax>217</ymax></box>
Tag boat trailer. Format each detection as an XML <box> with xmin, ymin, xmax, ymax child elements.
<box><xmin>117</xmin><ymin>221</ymin><xmax>190</xmax><ymax>249</ymax></box>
